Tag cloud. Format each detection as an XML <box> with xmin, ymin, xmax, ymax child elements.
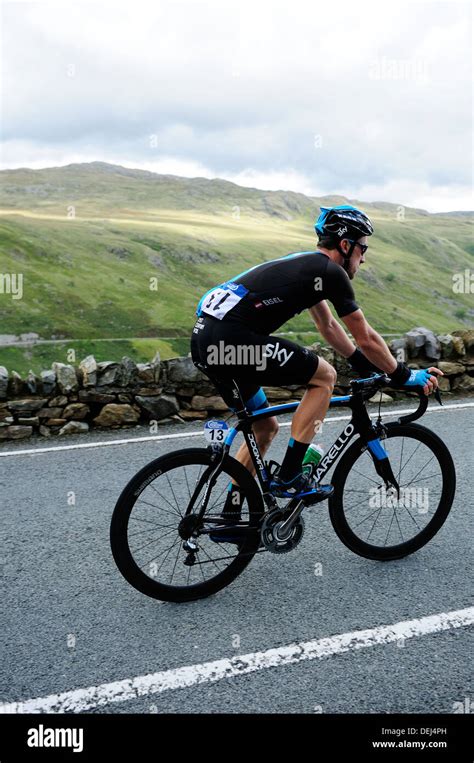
<box><xmin>1</xmin><ymin>0</ymin><xmax>472</xmax><ymax>211</ymax></box>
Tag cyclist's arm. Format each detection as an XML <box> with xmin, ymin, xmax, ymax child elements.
<box><xmin>341</xmin><ymin>309</ymin><xmax>397</xmax><ymax>374</ymax></box>
<box><xmin>308</xmin><ymin>301</ymin><xmax>356</xmax><ymax>357</ymax></box>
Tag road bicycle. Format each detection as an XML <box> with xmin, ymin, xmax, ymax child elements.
<box><xmin>110</xmin><ymin>374</ymin><xmax>456</xmax><ymax>602</ymax></box>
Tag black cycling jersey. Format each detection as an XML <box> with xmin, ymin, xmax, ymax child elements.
<box><xmin>196</xmin><ymin>250</ymin><xmax>359</xmax><ymax>334</ymax></box>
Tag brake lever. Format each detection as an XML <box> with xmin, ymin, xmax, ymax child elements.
<box><xmin>434</xmin><ymin>387</ymin><xmax>442</xmax><ymax>406</ymax></box>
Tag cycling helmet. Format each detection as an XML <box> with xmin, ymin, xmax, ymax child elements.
<box><xmin>314</xmin><ymin>205</ymin><xmax>373</xmax><ymax>271</ymax></box>
<box><xmin>315</xmin><ymin>205</ymin><xmax>374</xmax><ymax>240</ymax></box>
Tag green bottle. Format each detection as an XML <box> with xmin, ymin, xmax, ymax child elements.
<box><xmin>302</xmin><ymin>443</ymin><xmax>324</xmax><ymax>474</ymax></box>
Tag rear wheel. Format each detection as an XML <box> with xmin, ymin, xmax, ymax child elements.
<box><xmin>329</xmin><ymin>423</ymin><xmax>456</xmax><ymax>560</ymax></box>
<box><xmin>110</xmin><ymin>448</ymin><xmax>265</xmax><ymax>602</ymax></box>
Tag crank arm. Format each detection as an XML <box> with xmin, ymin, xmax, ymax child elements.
<box><xmin>277</xmin><ymin>499</ymin><xmax>305</xmax><ymax>536</ymax></box>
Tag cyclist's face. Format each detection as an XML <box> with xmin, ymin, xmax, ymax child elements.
<box><xmin>344</xmin><ymin>237</ymin><xmax>367</xmax><ymax>279</ymax></box>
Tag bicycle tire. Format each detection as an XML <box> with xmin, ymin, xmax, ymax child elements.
<box><xmin>328</xmin><ymin>422</ymin><xmax>456</xmax><ymax>561</ymax></box>
<box><xmin>110</xmin><ymin>448</ymin><xmax>265</xmax><ymax>602</ymax></box>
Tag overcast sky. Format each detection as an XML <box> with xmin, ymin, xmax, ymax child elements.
<box><xmin>1</xmin><ymin>0</ymin><xmax>472</xmax><ymax>211</ymax></box>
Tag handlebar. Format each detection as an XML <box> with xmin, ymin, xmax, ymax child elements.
<box><xmin>350</xmin><ymin>373</ymin><xmax>441</xmax><ymax>423</ymax></box>
<box><xmin>350</xmin><ymin>374</ymin><xmax>391</xmax><ymax>392</ymax></box>
<box><xmin>396</xmin><ymin>391</ymin><xmax>429</xmax><ymax>423</ymax></box>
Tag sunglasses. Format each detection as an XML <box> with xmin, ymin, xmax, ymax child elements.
<box><xmin>348</xmin><ymin>240</ymin><xmax>368</xmax><ymax>255</ymax></box>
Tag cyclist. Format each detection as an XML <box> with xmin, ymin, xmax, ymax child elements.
<box><xmin>191</xmin><ymin>205</ymin><xmax>442</xmax><ymax>527</ymax></box>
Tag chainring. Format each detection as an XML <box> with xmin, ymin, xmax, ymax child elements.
<box><xmin>260</xmin><ymin>509</ymin><xmax>305</xmax><ymax>554</ymax></box>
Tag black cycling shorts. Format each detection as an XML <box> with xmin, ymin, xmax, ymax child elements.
<box><xmin>190</xmin><ymin>315</ymin><xmax>319</xmax><ymax>411</ymax></box>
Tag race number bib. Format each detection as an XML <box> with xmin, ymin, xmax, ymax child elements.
<box><xmin>203</xmin><ymin>420</ymin><xmax>229</xmax><ymax>443</ymax></box>
<box><xmin>199</xmin><ymin>281</ymin><xmax>248</xmax><ymax>320</ymax></box>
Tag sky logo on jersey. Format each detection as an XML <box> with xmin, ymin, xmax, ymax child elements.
<box><xmin>263</xmin><ymin>341</ymin><xmax>294</xmax><ymax>367</ymax></box>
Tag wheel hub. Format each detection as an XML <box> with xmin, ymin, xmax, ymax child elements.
<box><xmin>178</xmin><ymin>514</ymin><xmax>201</xmax><ymax>540</ymax></box>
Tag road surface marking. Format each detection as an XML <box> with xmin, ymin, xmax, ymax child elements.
<box><xmin>0</xmin><ymin>606</ymin><xmax>472</xmax><ymax>713</ymax></box>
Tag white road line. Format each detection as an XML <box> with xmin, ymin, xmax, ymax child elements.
<box><xmin>0</xmin><ymin>401</ymin><xmax>472</xmax><ymax>458</ymax></box>
<box><xmin>1</xmin><ymin>606</ymin><xmax>472</xmax><ymax>714</ymax></box>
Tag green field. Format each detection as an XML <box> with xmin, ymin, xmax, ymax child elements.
<box><xmin>0</xmin><ymin>162</ymin><xmax>472</xmax><ymax>375</ymax></box>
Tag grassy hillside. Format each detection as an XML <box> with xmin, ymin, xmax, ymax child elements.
<box><xmin>0</xmin><ymin>162</ymin><xmax>472</xmax><ymax>374</ymax></box>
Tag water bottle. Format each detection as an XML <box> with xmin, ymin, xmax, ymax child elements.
<box><xmin>302</xmin><ymin>443</ymin><xmax>325</xmax><ymax>475</ymax></box>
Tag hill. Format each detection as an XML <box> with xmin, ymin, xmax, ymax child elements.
<box><xmin>0</xmin><ymin>162</ymin><xmax>472</xmax><ymax>374</ymax></box>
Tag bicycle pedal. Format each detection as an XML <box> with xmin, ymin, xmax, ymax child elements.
<box><xmin>301</xmin><ymin>484</ymin><xmax>334</xmax><ymax>505</ymax></box>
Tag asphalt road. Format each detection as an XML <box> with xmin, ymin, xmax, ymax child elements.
<box><xmin>0</xmin><ymin>396</ymin><xmax>472</xmax><ymax>714</ymax></box>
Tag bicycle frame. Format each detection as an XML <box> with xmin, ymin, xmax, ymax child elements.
<box><xmin>188</xmin><ymin>376</ymin><xmax>431</xmax><ymax>523</ymax></box>
<box><xmin>219</xmin><ymin>379</ymin><xmax>403</xmax><ymax>506</ymax></box>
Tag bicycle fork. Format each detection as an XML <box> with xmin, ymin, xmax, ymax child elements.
<box><xmin>357</xmin><ymin>404</ymin><xmax>401</xmax><ymax>498</ymax></box>
<box><xmin>178</xmin><ymin>443</ymin><xmax>227</xmax><ymax>550</ymax></box>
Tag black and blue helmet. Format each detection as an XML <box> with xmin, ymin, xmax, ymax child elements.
<box><xmin>315</xmin><ymin>205</ymin><xmax>374</xmax><ymax>241</ymax></box>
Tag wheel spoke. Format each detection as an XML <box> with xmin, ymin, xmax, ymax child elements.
<box><xmin>397</xmin><ymin>440</ymin><xmax>423</xmax><ymax>481</ymax></box>
<box><xmin>148</xmin><ymin>483</ymin><xmax>183</xmax><ymax>518</ymax></box>
<box><xmin>206</xmin><ymin>482</ymin><xmax>231</xmax><ymax>514</ymax></box>
<box><xmin>383</xmin><ymin>509</ymin><xmax>396</xmax><ymax>546</ymax></box>
<box><xmin>393</xmin><ymin>509</ymin><xmax>405</xmax><ymax>543</ymax></box>
<box><xmin>366</xmin><ymin>506</ymin><xmax>384</xmax><ymax>541</ymax></box>
<box><xmin>343</xmin><ymin>492</ymin><xmax>376</xmax><ymax>512</ymax></box>
<box><xmin>114</xmin><ymin>454</ymin><xmax>262</xmax><ymax>597</ymax></box>
<box><xmin>354</xmin><ymin>505</ymin><xmax>387</xmax><ymax>528</ymax></box>
<box><xmin>351</xmin><ymin>466</ymin><xmax>381</xmax><ymax>486</ymax></box>
<box><xmin>400</xmin><ymin>473</ymin><xmax>440</xmax><ymax>488</ymax></box>
<box><xmin>165</xmin><ymin>471</ymin><xmax>184</xmax><ymax>518</ymax></box>
<box><xmin>129</xmin><ymin>514</ymin><xmax>175</xmax><ymax>527</ymax></box>
<box><xmin>168</xmin><ymin>540</ymin><xmax>183</xmax><ymax>585</ymax></box>
<box><xmin>339</xmin><ymin>429</ymin><xmax>450</xmax><ymax>554</ymax></box>
<box><xmin>183</xmin><ymin>466</ymin><xmax>192</xmax><ymax>501</ymax></box>
<box><xmin>199</xmin><ymin>549</ymin><xmax>207</xmax><ymax>583</ymax></box>
<box><xmin>128</xmin><ymin>524</ymin><xmax>176</xmax><ymax>537</ymax></box>
<box><xmin>199</xmin><ymin>543</ymin><xmax>226</xmax><ymax>572</ymax></box>
<box><xmin>402</xmin><ymin>454</ymin><xmax>435</xmax><ymax>487</ymax></box>
<box><xmin>397</xmin><ymin>436</ymin><xmax>405</xmax><ymax>485</ymax></box>
<box><xmin>137</xmin><ymin>496</ymin><xmax>181</xmax><ymax>519</ymax></box>
<box><xmin>144</xmin><ymin>536</ymin><xmax>182</xmax><ymax>570</ymax></box>
<box><xmin>399</xmin><ymin>504</ymin><xmax>423</xmax><ymax>530</ymax></box>
<box><xmin>132</xmin><ymin>525</ymin><xmax>178</xmax><ymax>553</ymax></box>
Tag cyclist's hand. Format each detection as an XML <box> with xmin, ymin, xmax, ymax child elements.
<box><xmin>402</xmin><ymin>367</ymin><xmax>443</xmax><ymax>395</ymax></box>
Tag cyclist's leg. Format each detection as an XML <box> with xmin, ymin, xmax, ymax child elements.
<box><xmin>254</xmin><ymin>350</ymin><xmax>336</xmax><ymax>483</ymax></box>
<box><xmin>191</xmin><ymin>317</ymin><xmax>279</xmax><ymax>476</ymax></box>
<box><xmin>219</xmin><ymin>333</ymin><xmax>335</xmax><ymax>485</ymax></box>
<box><xmin>290</xmin><ymin>357</ymin><xmax>337</xmax><ymax>443</ymax></box>
<box><xmin>228</xmin><ymin>386</ymin><xmax>279</xmax><ymax>477</ymax></box>
<box><xmin>268</xmin><ymin>355</ymin><xmax>336</xmax><ymax>489</ymax></box>
<box><xmin>201</xmin><ymin>378</ymin><xmax>279</xmax><ymax>477</ymax></box>
<box><xmin>192</xmin><ymin>379</ymin><xmax>278</xmax><ymax>523</ymax></box>
<box><xmin>192</xmin><ymin>317</ymin><xmax>335</xmax><ymax>468</ymax></box>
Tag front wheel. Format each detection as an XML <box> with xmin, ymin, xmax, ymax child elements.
<box><xmin>110</xmin><ymin>448</ymin><xmax>265</xmax><ymax>602</ymax></box>
<box><xmin>328</xmin><ymin>423</ymin><xmax>456</xmax><ymax>560</ymax></box>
